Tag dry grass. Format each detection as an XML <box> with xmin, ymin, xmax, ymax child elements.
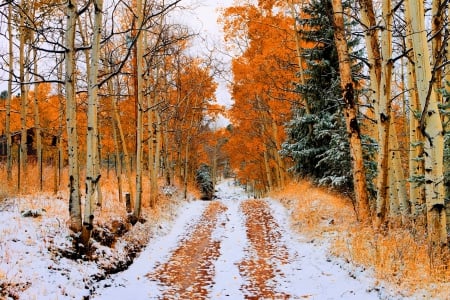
<box><xmin>0</xmin><ymin>161</ymin><xmax>188</xmax><ymax>231</ymax></box>
<box><xmin>270</xmin><ymin>180</ymin><xmax>450</xmax><ymax>298</ymax></box>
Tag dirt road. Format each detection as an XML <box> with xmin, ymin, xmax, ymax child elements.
<box><xmin>147</xmin><ymin>199</ymin><xmax>292</xmax><ymax>299</ymax></box>
<box><xmin>94</xmin><ymin>181</ymin><xmax>381</xmax><ymax>299</ymax></box>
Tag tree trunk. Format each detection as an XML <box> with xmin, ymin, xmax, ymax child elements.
<box><xmin>108</xmin><ymin>75</ymin><xmax>123</xmax><ymax>204</ymax></box>
<box><xmin>133</xmin><ymin>0</ymin><xmax>144</xmax><ymax>221</ymax></box>
<box><xmin>405</xmin><ymin>2</ymin><xmax>426</xmax><ymax>223</ymax></box>
<box><xmin>33</xmin><ymin>47</ymin><xmax>43</xmax><ymax>191</ymax></box>
<box><xmin>407</xmin><ymin>0</ymin><xmax>447</xmax><ymax>246</ymax></box>
<box><xmin>374</xmin><ymin>0</ymin><xmax>393</xmax><ymax>228</ymax></box>
<box><xmin>389</xmin><ymin>115</ymin><xmax>410</xmax><ymax>221</ymax></box>
<box><xmin>65</xmin><ymin>0</ymin><xmax>82</xmax><ymax>234</ymax></box>
<box><xmin>111</xmin><ymin>80</ymin><xmax>134</xmax><ymax>209</ymax></box>
<box><xmin>331</xmin><ymin>0</ymin><xmax>371</xmax><ymax>221</ymax></box>
<box><xmin>83</xmin><ymin>0</ymin><xmax>104</xmax><ymax>246</ymax></box>
<box><xmin>6</xmin><ymin>1</ymin><xmax>13</xmax><ymax>181</ymax></box>
<box><xmin>19</xmin><ymin>1</ymin><xmax>29</xmax><ymax>182</ymax></box>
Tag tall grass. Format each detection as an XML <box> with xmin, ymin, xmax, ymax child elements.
<box><xmin>270</xmin><ymin>180</ymin><xmax>450</xmax><ymax>298</ymax></box>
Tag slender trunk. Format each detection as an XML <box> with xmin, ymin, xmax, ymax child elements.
<box><xmin>108</xmin><ymin>76</ymin><xmax>123</xmax><ymax>204</ymax></box>
<box><xmin>405</xmin><ymin>3</ymin><xmax>425</xmax><ymax>223</ymax></box>
<box><xmin>331</xmin><ymin>0</ymin><xmax>371</xmax><ymax>221</ymax></box>
<box><xmin>272</xmin><ymin>119</ymin><xmax>285</xmax><ymax>187</ymax></box>
<box><xmin>148</xmin><ymin>67</ymin><xmax>157</xmax><ymax>207</ymax></box>
<box><xmin>431</xmin><ymin>0</ymin><xmax>443</xmax><ymax>105</ymax></box>
<box><xmin>6</xmin><ymin>2</ymin><xmax>13</xmax><ymax>181</ymax></box>
<box><xmin>263</xmin><ymin>149</ymin><xmax>272</xmax><ymax>192</ymax></box>
<box><xmin>65</xmin><ymin>0</ymin><xmax>82</xmax><ymax>233</ymax></box>
<box><xmin>389</xmin><ymin>115</ymin><xmax>410</xmax><ymax>221</ymax></box>
<box><xmin>83</xmin><ymin>0</ymin><xmax>104</xmax><ymax>245</ymax></box>
<box><xmin>33</xmin><ymin>48</ymin><xmax>43</xmax><ymax>191</ymax></box>
<box><xmin>375</xmin><ymin>0</ymin><xmax>393</xmax><ymax>227</ymax></box>
<box><xmin>287</xmin><ymin>0</ymin><xmax>313</xmax><ymax>136</ymax></box>
<box><xmin>19</xmin><ymin>2</ymin><xmax>28</xmax><ymax>181</ymax></box>
<box><xmin>133</xmin><ymin>0</ymin><xmax>144</xmax><ymax>221</ymax></box>
<box><xmin>111</xmin><ymin>81</ymin><xmax>134</xmax><ymax>209</ymax></box>
<box><xmin>183</xmin><ymin>137</ymin><xmax>189</xmax><ymax>199</ymax></box>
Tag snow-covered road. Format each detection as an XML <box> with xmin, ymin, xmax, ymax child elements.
<box><xmin>93</xmin><ymin>180</ymin><xmax>383</xmax><ymax>299</ymax></box>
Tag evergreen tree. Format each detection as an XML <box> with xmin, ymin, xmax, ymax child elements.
<box><xmin>196</xmin><ymin>163</ymin><xmax>214</xmax><ymax>200</ymax></box>
<box><xmin>282</xmin><ymin>0</ymin><xmax>364</xmax><ymax>190</ymax></box>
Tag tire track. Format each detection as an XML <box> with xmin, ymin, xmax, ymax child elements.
<box><xmin>239</xmin><ymin>199</ymin><xmax>291</xmax><ymax>299</ymax></box>
<box><xmin>146</xmin><ymin>201</ymin><xmax>228</xmax><ymax>299</ymax></box>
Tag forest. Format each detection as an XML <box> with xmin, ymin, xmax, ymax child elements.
<box><xmin>1</xmin><ymin>0</ymin><xmax>450</xmax><ymax>298</ymax></box>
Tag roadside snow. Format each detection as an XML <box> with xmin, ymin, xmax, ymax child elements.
<box><xmin>95</xmin><ymin>179</ymin><xmax>393</xmax><ymax>299</ymax></box>
<box><xmin>0</xmin><ymin>180</ymin><xmax>411</xmax><ymax>299</ymax></box>
<box><xmin>266</xmin><ymin>199</ymin><xmax>381</xmax><ymax>299</ymax></box>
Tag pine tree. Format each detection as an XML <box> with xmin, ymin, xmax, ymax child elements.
<box><xmin>282</xmin><ymin>0</ymin><xmax>363</xmax><ymax>190</ymax></box>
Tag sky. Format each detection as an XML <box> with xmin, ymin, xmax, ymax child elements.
<box><xmin>179</xmin><ymin>0</ymin><xmax>236</xmax><ymax>109</ymax></box>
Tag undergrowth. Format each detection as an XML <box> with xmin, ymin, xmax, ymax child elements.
<box><xmin>270</xmin><ymin>180</ymin><xmax>450</xmax><ymax>299</ymax></box>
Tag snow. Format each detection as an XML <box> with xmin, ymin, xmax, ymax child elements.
<box><xmin>0</xmin><ymin>179</ymin><xmax>415</xmax><ymax>299</ymax></box>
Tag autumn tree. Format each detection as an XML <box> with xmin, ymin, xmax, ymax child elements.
<box><xmin>221</xmin><ymin>0</ymin><xmax>297</xmax><ymax>193</ymax></box>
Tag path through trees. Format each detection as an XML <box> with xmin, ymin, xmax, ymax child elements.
<box><xmin>93</xmin><ymin>181</ymin><xmax>382</xmax><ymax>299</ymax></box>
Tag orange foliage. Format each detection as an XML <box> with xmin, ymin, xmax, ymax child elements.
<box><xmin>221</xmin><ymin>1</ymin><xmax>303</xmax><ymax>189</ymax></box>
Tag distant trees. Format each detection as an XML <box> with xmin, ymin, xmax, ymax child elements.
<box><xmin>0</xmin><ymin>0</ymin><xmax>219</xmax><ymax>252</ymax></box>
<box><xmin>220</xmin><ymin>0</ymin><xmax>296</xmax><ymax>195</ymax></box>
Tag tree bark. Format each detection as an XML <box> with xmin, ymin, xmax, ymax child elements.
<box><xmin>133</xmin><ymin>0</ymin><xmax>144</xmax><ymax>221</ymax></box>
<box><xmin>331</xmin><ymin>0</ymin><xmax>371</xmax><ymax>221</ymax></box>
<box><xmin>83</xmin><ymin>0</ymin><xmax>104</xmax><ymax>246</ymax></box>
<box><xmin>406</xmin><ymin>0</ymin><xmax>447</xmax><ymax>246</ymax></box>
<box><xmin>19</xmin><ymin>0</ymin><xmax>29</xmax><ymax>183</ymax></box>
<box><xmin>33</xmin><ymin>47</ymin><xmax>43</xmax><ymax>191</ymax></box>
<box><xmin>6</xmin><ymin>1</ymin><xmax>13</xmax><ymax>182</ymax></box>
<box><xmin>405</xmin><ymin>3</ymin><xmax>426</xmax><ymax>223</ymax></box>
<box><xmin>374</xmin><ymin>0</ymin><xmax>394</xmax><ymax>227</ymax></box>
<box><xmin>65</xmin><ymin>0</ymin><xmax>82</xmax><ymax>234</ymax></box>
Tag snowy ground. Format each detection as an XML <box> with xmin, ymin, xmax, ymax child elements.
<box><xmin>92</xmin><ymin>180</ymin><xmax>398</xmax><ymax>299</ymax></box>
<box><xmin>0</xmin><ymin>180</ymin><xmax>415</xmax><ymax>299</ymax></box>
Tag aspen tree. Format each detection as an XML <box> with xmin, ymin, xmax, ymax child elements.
<box><xmin>445</xmin><ymin>6</ymin><xmax>450</xmax><ymax>229</ymax></box>
<box><xmin>110</xmin><ymin>73</ymin><xmax>134</xmax><ymax>210</ymax></box>
<box><xmin>331</xmin><ymin>0</ymin><xmax>370</xmax><ymax>221</ymax></box>
<box><xmin>406</xmin><ymin>0</ymin><xmax>447</xmax><ymax>246</ymax></box>
<box><xmin>56</xmin><ymin>49</ymin><xmax>64</xmax><ymax>194</ymax></box>
<box><xmin>404</xmin><ymin>3</ymin><xmax>425</xmax><ymax>223</ymax></box>
<box><xmin>19</xmin><ymin>0</ymin><xmax>29</xmax><ymax>182</ymax></box>
<box><xmin>132</xmin><ymin>0</ymin><xmax>144</xmax><ymax>221</ymax></box>
<box><xmin>374</xmin><ymin>0</ymin><xmax>393</xmax><ymax>227</ymax></box>
<box><xmin>33</xmin><ymin>47</ymin><xmax>43</xmax><ymax>191</ymax></box>
<box><xmin>107</xmin><ymin>75</ymin><xmax>123</xmax><ymax>204</ymax></box>
<box><xmin>83</xmin><ymin>0</ymin><xmax>104</xmax><ymax>245</ymax></box>
<box><xmin>6</xmin><ymin>0</ymin><xmax>13</xmax><ymax>181</ymax></box>
<box><xmin>65</xmin><ymin>0</ymin><xmax>82</xmax><ymax>233</ymax></box>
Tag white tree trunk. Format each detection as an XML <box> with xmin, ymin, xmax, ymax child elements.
<box><xmin>407</xmin><ymin>0</ymin><xmax>447</xmax><ymax>246</ymax></box>
<box><xmin>65</xmin><ymin>0</ymin><xmax>82</xmax><ymax>233</ymax></box>
<box><xmin>33</xmin><ymin>47</ymin><xmax>43</xmax><ymax>191</ymax></box>
<box><xmin>6</xmin><ymin>1</ymin><xmax>13</xmax><ymax>181</ymax></box>
<box><xmin>84</xmin><ymin>0</ymin><xmax>104</xmax><ymax>244</ymax></box>
<box><xmin>133</xmin><ymin>0</ymin><xmax>144</xmax><ymax>221</ymax></box>
<box><xmin>19</xmin><ymin>1</ymin><xmax>29</xmax><ymax>182</ymax></box>
<box><xmin>405</xmin><ymin>2</ymin><xmax>425</xmax><ymax>222</ymax></box>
